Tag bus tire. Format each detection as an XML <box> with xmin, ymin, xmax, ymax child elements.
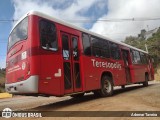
<box><xmin>100</xmin><ymin>76</ymin><xmax>113</xmax><ymax>97</ymax></box>
<box><xmin>71</xmin><ymin>93</ymin><xmax>84</xmax><ymax>98</ymax></box>
<box><xmin>143</xmin><ymin>74</ymin><xmax>149</xmax><ymax>87</ymax></box>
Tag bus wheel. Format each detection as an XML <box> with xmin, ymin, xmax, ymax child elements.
<box><xmin>100</xmin><ymin>76</ymin><xmax>113</xmax><ymax>97</ymax></box>
<box><xmin>143</xmin><ymin>75</ymin><xmax>149</xmax><ymax>87</ymax></box>
<box><xmin>71</xmin><ymin>93</ymin><xmax>84</xmax><ymax>98</ymax></box>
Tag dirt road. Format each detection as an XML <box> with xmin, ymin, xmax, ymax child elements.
<box><xmin>0</xmin><ymin>81</ymin><xmax>160</xmax><ymax>119</ymax></box>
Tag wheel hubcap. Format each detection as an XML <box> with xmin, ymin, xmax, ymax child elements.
<box><xmin>104</xmin><ymin>80</ymin><xmax>111</xmax><ymax>93</ymax></box>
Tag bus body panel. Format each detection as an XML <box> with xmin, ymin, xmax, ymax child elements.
<box><xmin>81</xmin><ymin>56</ymin><xmax>127</xmax><ymax>91</ymax></box>
<box><xmin>37</xmin><ymin>16</ymin><xmax>84</xmax><ymax>96</ymax></box>
<box><xmin>130</xmin><ymin>64</ymin><xmax>149</xmax><ymax>83</ymax></box>
<box><xmin>5</xmin><ymin>75</ymin><xmax>38</xmax><ymax>94</ymax></box>
<box><xmin>6</xmin><ymin>42</ymin><xmax>27</xmax><ymax>84</ymax></box>
<box><xmin>6</xmin><ymin>16</ymin><xmax>31</xmax><ymax>84</ymax></box>
<box><xmin>5</xmin><ymin>16</ymin><xmax>37</xmax><ymax>94</ymax></box>
<box><xmin>6</xmin><ymin>11</ymin><xmax>154</xmax><ymax>96</ymax></box>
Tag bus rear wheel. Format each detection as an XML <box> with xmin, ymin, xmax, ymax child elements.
<box><xmin>143</xmin><ymin>75</ymin><xmax>149</xmax><ymax>87</ymax></box>
<box><xmin>100</xmin><ymin>76</ymin><xmax>113</xmax><ymax>97</ymax></box>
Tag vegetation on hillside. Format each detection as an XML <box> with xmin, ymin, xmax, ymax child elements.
<box><xmin>0</xmin><ymin>68</ymin><xmax>5</xmax><ymax>77</ymax></box>
<box><xmin>123</xmin><ymin>27</ymin><xmax>160</xmax><ymax>80</ymax></box>
<box><xmin>123</xmin><ymin>27</ymin><xmax>160</xmax><ymax>70</ymax></box>
<box><xmin>0</xmin><ymin>68</ymin><xmax>6</xmax><ymax>93</ymax></box>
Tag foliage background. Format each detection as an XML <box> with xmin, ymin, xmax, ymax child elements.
<box><xmin>123</xmin><ymin>28</ymin><xmax>160</xmax><ymax>80</ymax></box>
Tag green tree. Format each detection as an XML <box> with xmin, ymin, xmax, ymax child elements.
<box><xmin>123</xmin><ymin>27</ymin><xmax>160</xmax><ymax>69</ymax></box>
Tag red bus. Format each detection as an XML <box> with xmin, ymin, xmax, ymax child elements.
<box><xmin>5</xmin><ymin>11</ymin><xmax>154</xmax><ymax>97</ymax></box>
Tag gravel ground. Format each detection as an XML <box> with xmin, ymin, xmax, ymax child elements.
<box><xmin>0</xmin><ymin>81</ymin><xmax>159</xmax><ymax>120</ymax></box>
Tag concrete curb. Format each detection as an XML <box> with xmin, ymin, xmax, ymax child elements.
<box><xmin>0</xmin><ymin>93</ymin><xmax>12</xmax><ymax>99</ymax></box>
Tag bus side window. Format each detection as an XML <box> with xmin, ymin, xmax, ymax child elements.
<box><xmin>72</xmin><ymin>37</ymin><xmax>79</xmax><ymax>60</ymax></box>
<box><xmin>102</xmin><ymin>41</ymin><xmax>110</xmax><ymax>58</ymax></box>
<box><xmin>82</xmin><ymin>33</ymin><xmax>91</xmax><ymax>56</ymax></box>
<box><xmin>109</xmin><ymin>42</ymin><xmax>121</xmax><ymax>60</ymax></box>
<box><xmin>91</xmin><ymin>36</ymin><xmax>110</xmax><ymax>58</ymax></box>
<box><xmin>131</xmin><ymin>50</ymin><xmax>141</xmax><ymax>64</ymax></box>
<box><xmin>131</xmin><ymin>50</ymin><xmax>135</xmax><ymax>63</ymax></box>
<box><xmin>62</xmin><ymin>35</ymin><xmax>70</xmax><ymax>60</ymax></box>
<box><xmin>40</xmin><ymin>20</ymin><xmax>57</xmax><ymax>51</ymax></box>
<box><xmin>140</xmin><ymin>52</ymin><xmax>148</xmax><ymax>64</ymax></box>
<box><xmin>91</xmin><ymin>36</ymin><xmax>101</xmax><ymax>57</ymax></box>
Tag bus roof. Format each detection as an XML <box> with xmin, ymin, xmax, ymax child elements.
<box><xmin>11</xmin><ymin>10</ymin><xmax>148</xmax><ymax>54</ymax></box>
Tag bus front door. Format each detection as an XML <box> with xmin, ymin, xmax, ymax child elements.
<box><xmin>61</xmin><ymin>32</ymin><xmax>82</xmax><ymax>94</ymax></box>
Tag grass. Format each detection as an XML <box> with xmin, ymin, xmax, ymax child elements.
<box><xmin>155</xmin><ymin>69</ymin><xmax>160</xmax><ymax>81</ymax></box>
<box><xmin>0</xmin><ymin>77</ymin><xmax>5</xmax><ymax>85</ymax></box>
<box><xmin>0</xmin><ymin>87</ymin><xmax>5</xmax><ymax>93</ymax></box>
<box><xmin>0</xmin><ymin>71</ymin><xmax>5</xmax><ymax>93</ymax></box>
<box><xmin>154</xmin><ymin>65</ymin><xmax>160</xmax><ymax>81</ymax></box>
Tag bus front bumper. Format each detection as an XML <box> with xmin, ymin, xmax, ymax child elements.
<box><xmin>5</xmin><ymin>75</ymin><xmax>39</xmax><ymax>94</ymax></box>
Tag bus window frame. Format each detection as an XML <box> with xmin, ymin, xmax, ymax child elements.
<box><xmin>39</xmin><ymin>18</ymin><xmax>58</xmax><ymax>52</ymax></box>
<box><xmin>82</xmin><ymin>33</ymin><xmax>91</xmax><ymax>56</ymax></box>
<box><xmin>91</xmin><ymin>35</ymin><xmax>110</xmax><ymax>59</ymax></box>
<box><xmin>109</xmin><ymin>42</ymin><xmax>121</xmax><ymax>60</ymax></box>
<box><xmin>140</xmin><ymin>52</ymin><xmax>148</xmax><ymax>64</ymax></box>
<box><xmin>8</xmin><ymin>17</ymin><xmax>28</xmax><ymax>52</ymax></box>
<box><xmin>131</xmin><ymin>49</ymin><xmax>142</xmax><ymax>64</ymax></box>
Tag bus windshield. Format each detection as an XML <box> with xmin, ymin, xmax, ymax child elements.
<box><xmin>8</xmin><ymin>17</ymin><xmax>28</xmax><ymax>51</ymax></box>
